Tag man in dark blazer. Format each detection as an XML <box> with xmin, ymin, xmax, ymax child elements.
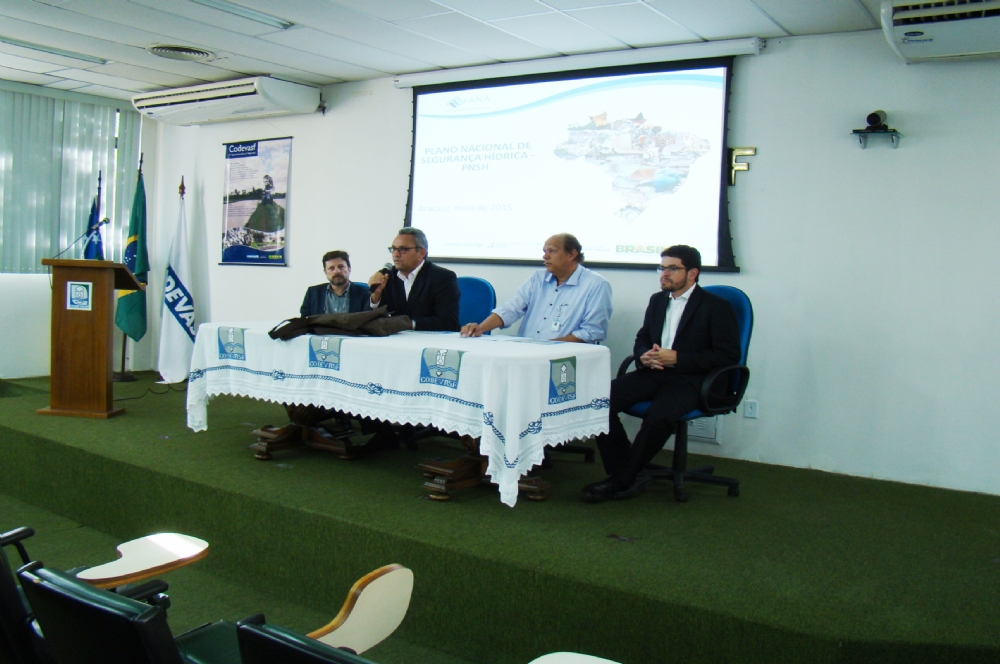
<box><xmin>300</xmin><ymin>250</ymin><xmax>371</xmax><ymax>316</ymax></box>
<box><xmin>367</xmin><ymin>227</ymin><xmax>460</xmax><ymax>332</ymax></box>
<box><xmin>584</xmin><ymin>245</ymin><xmax>740</xmax><ymax>503</ymax></box>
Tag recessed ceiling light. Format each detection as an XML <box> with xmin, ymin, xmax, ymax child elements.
<box><xmin>148</xmin><ymin>45</ymin><xmax>216</xmax><ymax>62</ymax></box>
<box><xmin>189</xmin><ymin>0</ymin><xmax>293</xmax><ymax>30</ymax></box>
<box><xmin>0</xmin><ymin>35</ymin><xmax>108</xmax><ymax>65</ymax></box>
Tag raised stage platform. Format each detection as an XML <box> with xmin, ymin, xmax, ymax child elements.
<box><xmin>2</xmin><ymin>374</ymin><xmax>1000</xmax><ymax>664</ymax></box>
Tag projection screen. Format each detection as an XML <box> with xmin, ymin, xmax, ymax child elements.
<box><xmin>406</xmin><ymin>59</ymin><xmax>736</xmax><ymax>270</ymax></box>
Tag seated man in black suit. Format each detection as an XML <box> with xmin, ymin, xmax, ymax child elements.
<box><xmin>583</xmin><ymin>245</ymin><xmax>740</xmax><ymax>503</ymax></box>
<box><xmin>300</xmin><ymin>250</ymin><xmax>371</xmax><ymax>316</ymax></box>
<box><xmin>367</xmin><ymin>227</ymin><xmax>460</xmax><ymax>332</ymax></box>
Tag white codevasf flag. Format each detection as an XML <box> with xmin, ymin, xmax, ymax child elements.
<box><xmin>158</xmin><ymin>192</ymin><xmax>197</xmax><ymax>383</ymax></box>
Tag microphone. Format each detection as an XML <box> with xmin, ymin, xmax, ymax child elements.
<box><xmin>369</xmin><ymin>263</ymin><xmax>393</xmax><ymax>293</ymax></box>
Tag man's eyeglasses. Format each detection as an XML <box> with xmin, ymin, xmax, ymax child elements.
<box><xmin>656</xmin><ymin>265</ymin><xmax>686</xmax><ymax>274</ymax></box>
<box><xmin>388</xmin><ymin>246</ymin><xmax>417</xmax><ymax>255</ymax></box>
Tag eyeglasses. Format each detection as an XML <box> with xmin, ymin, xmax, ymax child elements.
<box><xmin>656</xmin><ymin>265</ymin><xmax>687</xmax><ymax>274</ymax></box>
<box><xmin>388</xmin><ymin>246</ymin><xmax>417</xmax><ymax>254</ymax></box>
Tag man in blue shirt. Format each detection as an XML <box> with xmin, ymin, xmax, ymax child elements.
<box><xmin>460</xmin><ymin>234</ymin><xmax>612</xmax><ymax>342</ymax></box>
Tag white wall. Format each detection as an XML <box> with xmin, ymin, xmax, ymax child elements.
<box><xmin>0</xmin><ymin>275</ymin><xmax>50</xmax><ymax>378</ymax></box>
<box><xmin>12</xmin><ymin>29</ymin><xmax>1000</xmax><ymax>495</ymax></box>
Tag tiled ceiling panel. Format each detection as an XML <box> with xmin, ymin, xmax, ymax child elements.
<box><xmin>232</xmin><ymin>0</ymin><xmax>495</xmax><ymax>69</ymax></box>
<box><xmin>567</xmin><ymin>3</ymin><xmax>700</xmax><ymax>47</ymax></box>
<box><xmin>492</xmin><ymin>12</ymin><xmax>625</xmax><ymax>55</ymax></box>
<box><xmin>646</xmin><ymin>0</ymin><xmax>789</xmax><ymax>39</ymax></box>
<box><xmin>438</xmin><ymin>0</ymin><xmax>552</xmax><ymax>21</ymax></box>
<box><xmin>398</xmin><ymin>11</ymin><xmax>560</xmax><ymax>61</ymax></box>
<box><xmin>260</xmin><ymin>27</ymin><xmax>432</xmax><ymax>74</ymax></box>
<box><xmin>752</xmin><ymin>0</ymin><xmax>878</xmax><ymax>34</ymax></box>
<box><xmin>0</xmin><ymin>0</ymin><xmax>894</xmax><ymax>100</ymax></box>
<box><xmin>332</xmin><ymin>0</ymin><xmax>451</xmax><ymax>23</ymax></box>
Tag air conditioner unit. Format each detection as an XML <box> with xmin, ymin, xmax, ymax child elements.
<box><xmin>132</xmin><ymin>77</ymin><xmax>320</xmax><ymax>125</ymax></box>
<box><xmin>882</xmin><ymin>0</ymin><xmax>1000</xmax><ymax>63</ymax></box>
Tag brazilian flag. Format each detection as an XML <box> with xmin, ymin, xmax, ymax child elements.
<box><xmin>115</xmin><ymin>172</ymin><xmax>149</xmax><ymax>341</ymax></box>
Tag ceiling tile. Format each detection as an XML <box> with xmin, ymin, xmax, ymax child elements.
<box><xmin>0</xmin><ymin>41</ymin><xmax>102</xmax><ymax>70</ymax></box>
<box><xmin>856</xmin><ymin>0</ymin><xmax>884</xmax><ymax>26</ymax></box>
<box><xmin>260</xmin><ymin>26</ymin><xmax>437</xmax><ymax>74</ymax></box>
<box><xmin>0</xmin><ymin>51</ymin><xmax>66</xmax><ymax>74</ymax></box>
<box><xmin>491</xmin><ymin>12</ymin><xmax>625</xmax><ymax>55</ymax></box>
<box><xmin>646</xmin><ymin>0</ymin><xmax>788</xmax><ymax>39</ymax></box>
<box><xmin>752</xmin><ymin>0</ymin><xmax>878</xmax><ymax>34</ymax></box>
<box><xmin>48</xmin><ymin>67</ymin><xmax>157</xmax><ymax>92</ymax></box>
<box><xmin>43</xmin><ymin>79</ymin><xmax>92</xmax><ymax>90</ymax></box>
<box><xmin>90</xmin><ymin>62</ymin><xmax>207</xmax><ymax>87</ymax></box>
<box><xmin>230</xmin><ymin>0</ymin><xmax>495</xmax><ymax>69</ymax></box>
<box><xmin>398</xmin><ymin>11</ymin><xmax>559</xmax><ymax>61</ymax></box>
<box><xmin>437</xmin><ymin>0</ymin><xmax>552</xmax><ymax>21</ymax></box>
<box><xmin>540</xmin><ymin>0</ymin><xmax>639</xmax><ymax>9</ymax></box>
<box><xmin>49</xmin><ymin>0</ymin><xmax>387</xmax><ymax>80</ymax></box>
<box><xmin>332</xmin><ymin>0</ymin><xmax>451</xmax><ymax>22</ymax></box>
<box><xmin>0</xmin><ymin>66</ymin><xmax>62</xmax><ymax>85</ymax></box>
<box><xmin>69</xmin><ymin>83</ymin><xmax>136</xmax><ymax>100</ymax></box>
<box><xmin>0</xmin><ymin>6</ymin><xmax>264</xmax><ymax>81</ymax></box>
<box><xmin>567</xmin><ymin>3</ymin><xmax>700</xmax><ymax>47</ymax></box>
<box><xmin>126</xmin><ymin>0</ymin><xmax>287</xmax><ymax>38</ymax></box>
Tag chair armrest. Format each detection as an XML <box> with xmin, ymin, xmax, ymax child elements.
<box><xmin>616</xmin><ymin>355</ymin><xmax>636</xmax><ymax>378</ymax></box>
<box><xmin>118</xmin><ymin>580</ymin><xmax>170</xmax><ymax>608</ymax></box>
<box><xmin>698</xmin><ymin>365</ymin><xmax>750</xmax><ymax>415</ymax></box>
<box><xmin>0</xmin><ymin>527</ymin><xmax>35</xmax><ymax>566</ymax></box>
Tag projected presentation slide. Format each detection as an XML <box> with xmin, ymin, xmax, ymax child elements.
<box><xmin>409</xmin><ymin>66</ymin><xmax>729</xmax><ymax>267</ymax></box>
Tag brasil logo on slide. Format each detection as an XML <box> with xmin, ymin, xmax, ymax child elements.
<box><xmin>217</xmin><ymin>327</ymin><xmax>247</xmax><ymax>361</ymax></box>
<box><xmin>419</xmin><ymin>348</ymin><xmax>464</xmax><ymax>389</ymax></box>
<box><xmin>548</xmin><ymin>357</ymin><xmax>577</xmax><ymax>405</ymax></box>
<box><xmin>308</xmin><ymin>336</ymin><xmax>345</xmax><ymax>371</ymax></box>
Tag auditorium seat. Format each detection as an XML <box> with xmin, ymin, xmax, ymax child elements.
<box><xmin>528</xmin><ymin>653</ymin><xmax>620</xmax><ymax>664</ymax></box>
<box><xmin>305</xmin><ymin>564</ymin><xmax>413</xmax><ymax>654</ymax></box>
<box><xmin>2</xmin><ymin>527</ymin><xmax>171</xmax><ymax>664</ymax></box>
<box><xmin>617</xmin><ymin>284</ymin><xmax>753</xmax><ymax>502</ymax></box>
<box><xmin>17</xmin><ymin>562</ymin><xmax>239</xmax><ymax>664</ymax></box>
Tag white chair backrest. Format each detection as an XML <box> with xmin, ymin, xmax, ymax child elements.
<box><xmin>528</xmin><ymin>653</ymin><xmax>620</xmax><ymax>664</ymax></box>
<box><xmin>309</xmin><ymin>564</ymin><xmax>413</xmax><ymax>654</ymax></box>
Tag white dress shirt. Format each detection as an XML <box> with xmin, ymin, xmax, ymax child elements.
<box><xmin>661</xmin><ymin>283</ymin><xmax>695</xmax><ymax>349</ymax></box>
<box><xmin>397</xmin><ymin>259</ymin><xmax>425</xmax><ymax>300</ymax></box>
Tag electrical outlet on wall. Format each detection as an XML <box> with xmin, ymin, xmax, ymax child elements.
<box><xmin>744</xmin><ymin>400</ymin><xmax>758</xmax><ymax>418</ymax></box>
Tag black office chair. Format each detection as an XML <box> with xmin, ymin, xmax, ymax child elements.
<box><xmin>16</xmin><ymin>562</ymin><xmax>240</xmax><ymax>664</ymax></box>
<box><xmin>237</xmin><ymin>614</ymin><xmax>375</xmax><ymax>664</ymax></box>
<box><xmin>617</xmin><ymin>285</ymin><xmax>753</xmax><ymax>502</ymax></box>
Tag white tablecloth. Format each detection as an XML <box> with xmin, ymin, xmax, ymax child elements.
<box><xmin>186</xmin><ymin>323</ymin><xmax>611</xmax><ymax>506</ymax></box>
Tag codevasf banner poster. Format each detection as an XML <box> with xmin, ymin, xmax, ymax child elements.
<box><xmin>221</xmin><ymin>137</ymin><xmax>291</xmax><ymax>266</ymax></box>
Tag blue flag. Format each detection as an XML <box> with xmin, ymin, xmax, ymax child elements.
<box><xmin>82</xmin><ymin>198</ymin><xmax>104</xmax><ymax>260</ymax></box>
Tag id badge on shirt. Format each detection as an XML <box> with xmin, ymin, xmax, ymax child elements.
<box><xmin>550</xmin><ymin>319</ymin><xmax>561</xmax><ymax>332</ymax></box>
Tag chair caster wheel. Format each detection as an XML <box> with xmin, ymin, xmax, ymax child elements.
<box><xmin>728</xmin><ymin>486</ymin><xmax>740</xmax><ymax>497</ymax></box>
<box><xmin>675</xmin><ymin>492</ymin><xmax>689</xmax><ymax>503</ymax></box>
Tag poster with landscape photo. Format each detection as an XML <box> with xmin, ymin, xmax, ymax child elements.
<box><xmin>221</xmin><ymin>137</ymin><xmax>291</xmax><ymax>266</ymax></box>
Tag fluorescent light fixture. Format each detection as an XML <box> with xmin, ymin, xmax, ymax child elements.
<box><xmin>0</xmin><ymin>35</ymin><xmax>108</xmax><ymax>65</ymax></box>
<box><xmin>190</xmin><ymin>0</ymin><xmax>293</xmax><ymax>30</ymax></box>
<box><xmin>394</xmin><ymin>37</ymin><xmax>761</xmax><ymax>88</ymax></box>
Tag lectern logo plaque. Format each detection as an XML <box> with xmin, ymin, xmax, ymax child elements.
<box><xmin>67</xmin><ymin>282</ymin><xmax>92</xmax><ymax>311</ymax></box>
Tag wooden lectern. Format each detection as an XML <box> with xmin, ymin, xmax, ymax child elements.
<box><xmin>38</xmin><ymin>259</ymin><xmax>143</xmax><ymax>419</ymax></box>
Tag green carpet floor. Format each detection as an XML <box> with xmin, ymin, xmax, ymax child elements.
<box><xmin>2</xmin><ymin>373</ymin><xmax>1000</xmax><ymax>663</ymax></box>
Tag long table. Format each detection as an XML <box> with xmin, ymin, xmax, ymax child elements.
<box><xmin>187</xmin><ymin>323</ymin><xmax>611</xmax><ymax>506</ymax></box>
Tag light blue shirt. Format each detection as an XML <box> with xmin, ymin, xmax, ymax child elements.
<box><xmin>493</xmin><ymin>265</ymin><xmax>612</xmax><ymax>343</ymax></box>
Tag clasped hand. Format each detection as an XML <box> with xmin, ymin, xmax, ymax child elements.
<box><xmin>640</xmin><ymin>344</ymin><xmax>676</xmax><ymax>370</ymax></box>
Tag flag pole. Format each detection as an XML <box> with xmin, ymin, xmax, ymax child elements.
<box><xmin>114</xmin><ymin>157</ymin><xmax>143</xmax><ymax>383</ymax></box>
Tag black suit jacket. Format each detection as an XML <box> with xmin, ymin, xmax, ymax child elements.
<box><xmin>378</xmin><ymin>260</ymin><xmax>460</xmax><ymax>332</ymax></box>
<box><xmin>300</xmin><ymin>282</ymin><xmax>371</xmax><ymax>317</ymax></box>
<box><xmin>633</xmin><ymin>284</ymin><xmax>741</xmax><ymax>388</ymax></box>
